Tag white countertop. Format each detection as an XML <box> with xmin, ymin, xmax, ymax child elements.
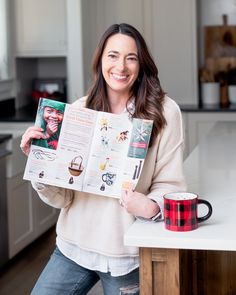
<box><xmin>124</xmin><ymin>122</ymin><xmax>236</xmax><ymax>251</ymax></box>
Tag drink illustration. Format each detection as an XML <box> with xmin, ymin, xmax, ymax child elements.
<box><xmin>99</xmin><ymin>157</ymin><xmax>110</xmax><ymax>171</ymax></box>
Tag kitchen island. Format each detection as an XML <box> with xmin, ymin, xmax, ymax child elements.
<box><xmin>124</xmin><ymin>122</ymin><xmax>236</xmax><ymax>295</ymax></box>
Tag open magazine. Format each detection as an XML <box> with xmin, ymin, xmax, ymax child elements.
<box><xmin>23</xmin><ymin>98</ymin><xmax>153</xmax><ymax>198</ymax></box>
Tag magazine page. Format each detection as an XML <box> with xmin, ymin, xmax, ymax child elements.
<box><xmin>23</xmin><ymin>98</ymin><xmax>97</xmax><ymax>190</ymax></box>
<box><xmin>82</xmin><ymin>113</ymin><xmax>153</xmax><ymax>198</ymax></box>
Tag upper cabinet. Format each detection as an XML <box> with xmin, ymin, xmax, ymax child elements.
<box><xmin>13</xmin><ymin>0</ymin><xmax>67</xmax><ymax>57</ymax></box>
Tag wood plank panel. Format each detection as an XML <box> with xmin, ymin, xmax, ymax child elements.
<box><xmin>139</xmin><ymin>248</ymin><xmax>153</xmax><ymax>295</ymax></box>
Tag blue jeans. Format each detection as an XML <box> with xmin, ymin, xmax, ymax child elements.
<box><xmin>31</xmin><ymin>247</ymin><xmax>139</xmax><ymax>295</ymax></box>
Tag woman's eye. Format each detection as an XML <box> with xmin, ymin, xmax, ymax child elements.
<box><xmin>127</xmin><ymin>56</ymin><xmax>138</xmax><ymax>62</ymax></box>
<box><xmin>108</xmin><ymin>54</ymin><xmax>117</xmax><ymax>59</ymax></box>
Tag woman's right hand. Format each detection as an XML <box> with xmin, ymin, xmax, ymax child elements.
<box><xmin>20</xmin><ymin>126</ymin><xmax>46</xmax><ymax>156</ymax></box>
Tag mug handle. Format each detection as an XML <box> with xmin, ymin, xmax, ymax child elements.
<box><xmin>197</xmin><ymin>199</ymin><xmax>213</xmax><ymax>223</ymax></box>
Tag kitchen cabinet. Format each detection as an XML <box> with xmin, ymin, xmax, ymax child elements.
<box><xmin>139</xmin><ymin>247</ymin><xmax>236</xmax><ymax>295</ymax></box>
<box><xmin>7</xmin><ymin>172</ymin><xmax>34</xmax><ymax>258</ymax></box>
<box><xmin>0</xmin><ymin>123</ymin><xmax>59</xmax><ymax>258</ymax></box>
<box><xmin>146</xmin><ymin>0</ymin><xmax>198</xmax><ymax>105</ymax></box>
<box><xmin>182</xmin><ymin>111</ymin><xmax>236</xmax><ymax>157</ymax></box>
<box><xmin>139</xmin><ymin>248</ymin><xmax>192</xmax><ymax>295</ymax></box>
<box><xmin>13</xmin><ymin>0</ymin><xmax>67</xmax><ymax>56</ymax></box>
<box><xmin>0</xmin><ymin>142</ymin><xmax>11</xmax><ymax>268</ymax></box>
<box><xmin>11</xmin><ymin>0</ymin><xmax>68</xmax><ymax>107</ymax></box>
<box><xmin>7</xmin><ymin>173</ymin><xmax>58</xmax><ymax>258</ymax></box>
<box><xmin>32</xmin><ymin>188</ymin><xmax>58</xmax><ymax>238</ymax></box>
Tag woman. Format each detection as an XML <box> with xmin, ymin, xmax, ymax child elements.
<box><xmin>33</xmin><ymin>98</ymin><xmax>65</xmax><ymax>150</ymax></box>
<box><xmin>20</xmin><ymin>23</ymin><xmax>186</xmax><ymax>295</ymax></box>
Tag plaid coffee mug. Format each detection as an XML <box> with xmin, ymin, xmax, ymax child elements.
<box><xmin>164</xmin><ymin>192</ymin><xmax>213</xmax><ymax>231</ymax></box>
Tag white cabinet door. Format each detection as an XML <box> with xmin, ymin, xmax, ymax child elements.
<box><xmin>32</xmin><ymin>188</ymin><xmax>59</xmax><ymax>237</ymax></box>
<box><xmin>13</xmin><ymin>0</ymin><xmax>67</xmax><ymax>56</ymax></box>
<box><xmin>0</xmin><ymin>124</ymin><xmax>58</xmax><ymax>258</ymax></box>
<box><xmin>148</xmin><ymin>0</ymin><xmax>198</xmax><ymax>105</ymax></box>
<box><xmin>7</xmin><ymin>173</ymin><xmax>34</xmax><ymax>258</ymax></box>
<box><xmin>7</xmin><ymin>174</ymin><xmax>58</xmax><ymax>258</ymax></box>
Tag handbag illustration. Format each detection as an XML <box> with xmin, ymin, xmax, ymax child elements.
<box><xmin>68</xmin><ymin>156</ymin><xmax>84</xmax><ymax>183</ymax></box>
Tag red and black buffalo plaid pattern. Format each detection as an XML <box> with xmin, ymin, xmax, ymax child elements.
<box><xmin>164</xmin><ymin>199</ymin><xmax>198</xmax><ymax>231</ymax></box>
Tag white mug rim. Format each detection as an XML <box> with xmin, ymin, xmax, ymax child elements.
<box><xmin>164</xmin><ymin>192</ymin><xmax>198</xmax><ymax>201</ymax></box>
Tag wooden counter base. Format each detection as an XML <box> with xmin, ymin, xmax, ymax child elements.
<box><xmin>139</xmin><ymin>248</ymin><xmax>236</xmax><ymax>295</ymax></box>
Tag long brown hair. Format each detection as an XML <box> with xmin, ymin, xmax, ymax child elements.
<box><xmin>86</xmin><ymin>23</ymin><xmax>166</xmax><ymax>147</ymax></box>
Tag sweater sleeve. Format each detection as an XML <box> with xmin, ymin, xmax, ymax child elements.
<box><xmin>147</xmin><ymin>99</ymin><xmax>187</xmax><ymax>217</ymax></box>
<box><xmin>31</xmin><ymin>182</ymin><xmax>74</xmax><ymax>209</ymax></box>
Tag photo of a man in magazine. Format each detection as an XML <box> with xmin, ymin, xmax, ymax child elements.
<box><xmin>33</xmin><ymin>99</ymin><xmax>66</xmax><ymax>150</ymax></box>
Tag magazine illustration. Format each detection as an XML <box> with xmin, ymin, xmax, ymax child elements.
<box><xmin>23</xmin><ymin>98</ymin><xmax>153</xmax><ymax>198</ymax></box>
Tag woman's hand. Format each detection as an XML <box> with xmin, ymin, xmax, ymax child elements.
<box><xmin>120</xmin><ymin>189</ymin><xmax>160</xmax><ymax>219</ymax></box>
<box><xmin>20</xmin><ymin>126</ymin><xmax>46</xmax><ymax>156</ymax></box>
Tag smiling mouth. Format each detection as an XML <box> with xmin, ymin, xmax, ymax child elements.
<box><xmin>111</xmin><ymin>73</ymin><xmax>129</xmax><ymax>81</ymax></box>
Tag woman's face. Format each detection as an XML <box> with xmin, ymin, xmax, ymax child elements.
<box><xmin>101</xmin><ymin>33</ymin><xmax>140</xmax><ymax>98</ymax></box>
<box><xmin>43</xmin><ymin>107</ymin><xmax>64</xmax><ymax>124</ymax></box>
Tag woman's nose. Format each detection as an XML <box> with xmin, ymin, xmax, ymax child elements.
<box><xmin>116</xmin><ymin>58</ymin><xmax>126</xmax><ymax>71</ymax></box>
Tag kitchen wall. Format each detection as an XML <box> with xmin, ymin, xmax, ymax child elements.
<box><xmin>80</xmin><ymin>0</ymin><xmax>198</xmax><ymax>105</ymax></box>
<box><xmin>3</xmin><ymin>0</ymin><xmax>236</xmax><ymax>107</ymax></box>
<box><xmin>1</xmin><ymin>0</ymin><xmax>198</xmax><ymax>106</ymax></box>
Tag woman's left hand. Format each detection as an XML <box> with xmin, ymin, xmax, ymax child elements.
<box><xmin>120</xmin><ymin>189</ymin><xmax>160</xmax><ymax>219</ymax></box>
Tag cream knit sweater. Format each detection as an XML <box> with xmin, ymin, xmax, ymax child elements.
<box><xmin>32</xmin><ymin>96</ymin><xmax>186</xmax><ymax>257</ymax></box>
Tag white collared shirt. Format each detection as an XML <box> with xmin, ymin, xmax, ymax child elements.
<box><xmin>56</xmin><ymin>236</ymin><xmax>139</xmax><ymax>277</ymax></box>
